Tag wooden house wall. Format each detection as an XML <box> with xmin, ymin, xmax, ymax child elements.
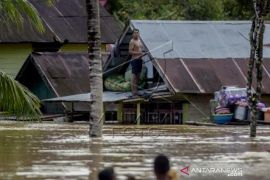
<box><xmin>60</xmin><ymin>43</ymin><xmax>107</xmax><ymax>52</ymax></box>
<box><xmin>0</xmin><ymin>44</ymin><xmax>32</xmax><ymax>78</ymax></box>
<box><xmin>185</xmin><ymin>94</ymin><xmax>213</xmax><ymax>122</ymax></box>
<box><xmin>0</xmin><ymin>43</ymin><xmax>108</xmax><ymax>78</ymax></box>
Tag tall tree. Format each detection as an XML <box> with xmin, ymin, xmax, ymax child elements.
<box><xmin>86</xmin><ymin>0</ymin><xmax>103</xmax><ymax>137</ymax></box>
<box><xmin>248</xmin><ymin>0</ymin><xmax>268</xmax><ymax>137</ymax></box>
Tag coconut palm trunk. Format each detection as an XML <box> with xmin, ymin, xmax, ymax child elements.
<box><xmin>86</xmin><ymin>0</ymin><xmax>103</xmax><ymax>137</ymax></box>
<box><xmin>248</xmin><ymin>0</ymin><xmax>268</xmax><ymax>137</ymax></box>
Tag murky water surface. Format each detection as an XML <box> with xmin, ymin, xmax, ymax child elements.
<box><xmin>0</xmin><ymin>121</ymin><xmax>270</xmax><ymax>180</ymax></box>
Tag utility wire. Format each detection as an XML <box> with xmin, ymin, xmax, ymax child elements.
<box><xmin>103</xmin><ymin>40</ymin><xmax>173</xmax><ymax>75</ymax></box>
<box><xmin>103</xmin><ymin>40</ymin><xmax>173</xmax><ymax>91</ymax></box>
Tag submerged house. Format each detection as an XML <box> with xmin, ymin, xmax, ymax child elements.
<box><xmin>0</xmin><ymin>0</ymin><xmax>122</xmax><ymax>77</ymax></box>
<box><xmin>16</xmin><ymin>53</ymin><xmax>91</xmax><ymax>113</ymax></box>
<box><xmin>17</xmin><ymin>20</ymin><xmax>270</xmax><ymax>123</ymax></box>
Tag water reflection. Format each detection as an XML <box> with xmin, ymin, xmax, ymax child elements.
<box><xmin>0</xmin><ymin>121</ymin><xmax>270</xmax><ymax>180</ymax></box>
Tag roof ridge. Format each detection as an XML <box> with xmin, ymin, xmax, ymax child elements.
<box><xmin>131</xmin><ymin>20</ymin><xmax>252</xmax><ymax>24</ymax></box>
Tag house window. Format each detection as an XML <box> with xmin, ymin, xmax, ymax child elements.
<box><xmin>105</xmin><ymin>111</ymin><xmax>117</xmax><ymax>121</ymax></box>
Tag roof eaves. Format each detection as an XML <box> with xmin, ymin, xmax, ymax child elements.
<box><xmin>15</xmin><ymin>54</ymin><xmax>32</xmax><ymax>80</ymax></box>
<box><xmin>30</xmin><ymin>53</ymin><xmax>60</xmax><ymax>98</ymax></box>
<box><xmin>151</xmin><ymin>59</ymin><xmax>176</xmax><ymax>94</ymax></box>
<box><xmin>131</xmin><ymin>20</ymin><xmax>252</xmax><ymax>24</ymax></box>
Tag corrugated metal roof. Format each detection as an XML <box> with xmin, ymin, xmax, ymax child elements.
<box><xmin>104</xmin><ymin>20</ymin><xmax>270</xmax><ymax>94</ymax></box>
<box><xmin>131</xmin><ymin>20</ymin><xmax>270</xmax><ymax>58</ymax></box>
<box><xmin>16</xmin><ymin>52</ymin><xmax>169</xmax><ymax>109</ymax></box>
<box><xmin>16</xmin><ymin>52</ymin><xmax>110</xmax><ymax>97</ymax></box>
<box><xmin>0</xmin><ymin>0</ymin><xmax>122</xmax><ymax>43</ymax></box>
<box><xmin>156</xmin><ymin>58</ymin><xmax>270</xmax><ymax>94</ymax></box>
<box><xmin>16</xmin><ymin>52</ymin><xmax>112</xmax><ymax>111</ymax></box>
<box><xmin>31</xmin><ymin>52</ymin><xmax>89</xmax><ymax>96</ymax></box>
<box><xmin>44</xmin><ymin>85</ymin><xmax>169</xmax><ymax>103</ymax></box>
<box><xmin>44</xmin><ymin>92</ymin><xmax>130</xmax><ymax>103</ymax></box>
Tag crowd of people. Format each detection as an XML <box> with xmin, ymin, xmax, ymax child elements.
<box><xmin>98</xmin><ymin>154</ymin><xmax>179</xmax><ymax>180</ymax></box>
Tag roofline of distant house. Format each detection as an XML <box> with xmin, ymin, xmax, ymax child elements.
<box><xmin>130</xmin><ymin>20</ymin><xmax>267</xmax><ymax>24</ymax></box>
<box><xmin>0</xmin><ymin>41</ymin><xmax>113</xmax><ymax>44</ymax></box>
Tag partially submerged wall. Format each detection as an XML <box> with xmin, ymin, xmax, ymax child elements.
<box><xmin>184</xmin><ymin>94</ymin><xmax>212</xmax><ymax>122</ymax></box>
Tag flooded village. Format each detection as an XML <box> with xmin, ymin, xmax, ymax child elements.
<box><xmin>1</xmin><ymin>0</ymin><xmax>270</xmax><ymax>180</ymax></box>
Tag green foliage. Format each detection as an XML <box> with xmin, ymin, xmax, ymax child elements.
<box><xmin>223</xmin><ymin>0</ymin><xmax>253</xmax><ymax>20</ymax></box>
<box><xmin>110</xmin><ymin>0</ymin><xmax>183</xmax><ymax>24</ymax></box>
<box><xmin>179</xmin><ymin>0</ymin><xmax>225</xmax><ymax>20</ymax></box>
<box><xmin>0</xmin><ymin>72</ymin><xmax>41</xmax><ymax>119</ymax></box>
<box><xmin>0</xmin><ymin>0</ymin><xmax>54</xmax><ymax>33</ymax></box>
<box><xmin>0</xmin><ymin>0</ymin><xmax>55</xmax><ymax>119</ymax></box>
<box><xmin>109</xmin><ymin>0</ymin><xmax>262</xmax><ymax>23</ymax></box>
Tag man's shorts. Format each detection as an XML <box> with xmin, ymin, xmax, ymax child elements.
<box><xmin>131</xmin><ymin>59</ymin><xmax>143</xmax><ymax>75</ymax></box>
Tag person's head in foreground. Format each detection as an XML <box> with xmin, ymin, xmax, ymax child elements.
<box><xmin>154</xmin><ymin>154</ymin><xmax>170</xmax><ymax>180</ymax></box>
<box><xmin>126</xmin><ymin>175</ymin><xmax>136</xmax><ymax>180</ymax></box>
<box><xmin>98</xmin><ymin>167</ymin><xmax>116</xmax><ymax>180</ymax></box>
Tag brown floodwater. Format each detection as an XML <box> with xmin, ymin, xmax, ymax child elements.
<box><xmin>0</xmin><ymin>121</ymin><xmax>270</xmax><ymax>180</ymax></box>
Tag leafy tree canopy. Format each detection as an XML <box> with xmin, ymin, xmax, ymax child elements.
<box><xmin>108</xmin><ymin>0</ymin><xmax>270</xmax><ymax>24</ymax></box>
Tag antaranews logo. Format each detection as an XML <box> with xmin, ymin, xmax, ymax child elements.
<box><xmin>180</xmin><ymin>165</ymin><xmax>243</xmax><ymax>177</ymax></box>
<box><xmin>180</xmin><ymin>166</ymin><xmax>190</xmax><ymax>176</ymax></box>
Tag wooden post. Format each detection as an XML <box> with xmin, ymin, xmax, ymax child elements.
<box><xmin>182</xmin><ymin>103</ymin><xmax>189</xmax><ymax>124</ymax></box>
<box><xmin>136</xmin><ymin>102</ymin><xmax>141</xmax><ymax>125</ymax></box>
<box><xmin>103</xmin><ymin>103</ymin><xmax>106</xmax><ymax>123</ymax></box>
<box><xmin>210</xmin><ymin>99</ymin><xmax>217</xmax><ymax>122</ymax></box>
<box><xmin>117</xmin><ymin>102</ymin><xmax>123</xmax><ymax>123</ymax></box>
<box><xmin>69</xmin><ymin>102</ymin><xmax>74</xmax><ymax>123</ymax></box>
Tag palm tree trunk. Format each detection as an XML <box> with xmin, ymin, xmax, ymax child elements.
<box><xmin>86</xmin><ymin>0</ymin><xmax>103</xmax><ymax>137</ymax></box>
<box><xmin>248</xmin><ymin>16</ymin><xmax>256</xmax><ymax>137</ymax></box>
<box><xmin>249</xmin><ymin>0</ymin><xmax>268</xmax><ymax>137</ymax></box>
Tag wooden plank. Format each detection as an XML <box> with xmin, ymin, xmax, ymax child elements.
<box><xmin>136</xmin><ymin>102</ymin><xmax>141</xmax><ymax>125</ymax></box>
<box><xmin>182</xmin><ymin>103</ymin><xmax>189</xmax><ymax>123</ymax></box>
<box><xmin>117</xmin><ymin>102</ymin><xmax>123</xmax><ymax>123</ymax></box>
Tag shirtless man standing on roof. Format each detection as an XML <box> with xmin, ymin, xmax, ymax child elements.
<box><xmin>129</xmin><ymin>29</ymin><xmax>144</xmax><ymax>97</ymax></box>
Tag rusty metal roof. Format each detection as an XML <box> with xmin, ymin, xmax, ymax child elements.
<box><xmin>0</xmin><ymin>0</ymin><xmax>122</xmax><ymax>43</ymax></box>
<box><xmin>104</xmin><ymin>20</ymin><xmax>270</xmax><ymax>94</ymax></box>
<box><xmin>16</xmin><ymin>52</ymin><xmax>110</xmax><ymax>98</ymax></box>
<box><xmin>156</xmin><ymin>58</ymin><xmax>270</xmax><ymax>94</ymax></box>
<box><xmin>28</xmin><ymin>52</ymin><xmax>89</xmax><ymax>97</ymax></box>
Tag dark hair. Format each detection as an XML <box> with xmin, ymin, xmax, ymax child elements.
<box><xmin>127</xmin><ymin>175</ymin><xmax>136</xmax><ymax>180</ymax></box>
<box><xmin>133</xmin><ymin>28</ymin><xmax>139</xmax><ymax>33</ymax></box>
<box><xmin>98</xmin><ymin>167</ymin><xmax>115</xmax><ymax>180</ymax></box>
<box><xmin>154</xmin><ymin>154</ymin><xmax>170</xmax><ymax>176</ymax></box>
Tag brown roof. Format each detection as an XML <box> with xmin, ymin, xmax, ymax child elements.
<box><xmin>155</xmin><ymin>58</ymin><xmax>270</xmax><ymax>94</ymax></box>
<box><xmin>16</xmin><ymin>52</ymin><xmax>110</xmax><ymax>97</ymax></box>
<box><xmin>0</xmin><ymin>0</ymin><xmax>122</xmax><ymax>43</ymax></box>
<box><xmin>23</xmin><ymin>53</ymin><xmax>89</xmax><ymax>96</ymax></box>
